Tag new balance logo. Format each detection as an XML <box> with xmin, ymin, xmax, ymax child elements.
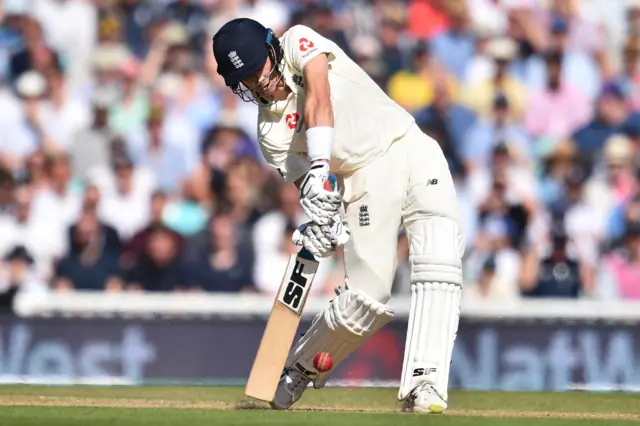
<box><xmin>426</xmin><ymin>178</ymin><xmax>438</xmax><ymax>186</ymax></box>
<box><xmin>359</xmin><ymin>205</ymin><xmax>370</xmax><ymax>227</ymax></box>
<box><xmin>228</xmin><ymin>51</ymin><xmax>244</xmax><ymax>69</ymax></box>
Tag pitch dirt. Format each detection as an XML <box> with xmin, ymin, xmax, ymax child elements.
<box><xmin>0</xmin><ymin>386</ymin><xmax>638</xmax><ymax>425</ymax></box>
<box><xmin>0</xmin><ymin>393</ymin><xmax>639</xmax><ymax>421</ymax></box>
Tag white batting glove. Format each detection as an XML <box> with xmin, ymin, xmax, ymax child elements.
<box><xmin>292</xmin><ymin>215</ymin><xmax>350</xmax><ymax>258</ymax></box>
<box><xmin>299</xmin><ymin>163</ymin><xmax>342</xmax><ymax>225</ymax></box>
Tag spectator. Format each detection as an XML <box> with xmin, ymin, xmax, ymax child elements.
<box><xmin>218</xmin><ymin>158</ymin><xmax>263</xmax><ymax>228</ymax></box>
<box><xmin>126</xmin><ymin>223</ymin><xmax>185</xmax><ymax>292</ymax></box>
<box><xmin>471</xmin><ymin>158</ymin><xmax>532</xmax><ymax>247</ymax></box>
<box><xmin>463</xmin><ymin>22</ymin><xmax>499</xmax><ymax>86</ymax></box>
<box><xmin>1</xmin><ymin>0</ymin><xmax>639</xmax><ymax>300</ymax></box>
<box><xmin>31</xmin><ymin>152</ymin><xmax>82</xmax><ymax>228</ymax></box>
<box><xmin>545</xmin><ymin>0</ymin><xmax>605</xmax><ymax>57</ymax></box>
<box><xmin>538</xmin><ymin>139</ymin><xmax>580</xmax><ymax>208</ymax></box>
<box><xmin>462</xmin><ymin>37</ymin><xmax>528</xmax><ymax>120</ymax></box>
<box><xmin>340</xmin><ymin>0</ymin><xmax>386</xmax><ymax>43</ymax></box>
<box><xmin>387</xmin><ymin>41</ymin><xmax>459</xmax><ymax>113</ymax></box>
<box><xmin>0</xmin><ymin>167</ymin><xmax>14</xmax><ymax>215</ymax></box>
<box><xmin>431</xmin><ymin>1</ymin><xmax>475</xmax><ymax>80</ymax></box>
<box><xmin>53</xmin><ymin>206</ymin><xmax>123</xmax><ymax>292</ymax></box>
<box><xmin>463</xmin><ymin>93</ymin><xmax>531</xmax><ymax>174</ymax></box>
<box><xmin>90</xmin><ymin>43</ymin><xmax>133</xmax><ymax>98</ymax></box>
<box><xmin>189</xmin><ymin>112</ymin><xmax>257</xmax><ymax>208</ymax></box>
<box><xmin>88</xmin><ymin>137</ymin><xmax>157</xmax><ymax>203</ymax></box>
<box><xmin>467</xmin><ymin>0</ymin><xmax>508</xmax><ymax>37</ymax></box>
<box><xmin>22</xmin><ymin>150</ymin><xmax>49</xmax><ymax>195</ymax></box>
<box><xmin>504</xmin><ymin>3</ymin><xmax>546</xmax><ymax>61</ymax></box>
<box><xmin>100</xmin><ymin>152</ymin><xmax>151</xmax><ymax>242</ymax></box>
<box><xmin>599</xmin><ymin>220</ymin><xmax>640</xmax><ymax>300</ymax></box>
<box><xmin>116</xmin><ymin>0</ymin><xmax>163</xmax><ymax>59</ymax></box>
<box><xmin>67</xmin><ymin>186</ymin><xmax>122</xmax><ymax>256</ymax></box>
<box><xmin>69</xmin><ymin>87</ymin><xmax>116</xmax><ymax>180</ymax></box>
<box><xmin>562</xmin><ymin>174</ymin><xmax>602</xmax><ymax>278</ymax></box>
<box><xmin>525</xmin><ymin>16</ymin><xmax>601</xmax><ymax>102</ymax></box>
<box><xmin>123</xmin><ymin>190</ymin><xmax>184</xmax><ymax>266</ymax></box>
<box><xmin>524</xmin><ymin>50</ymin><xmax>591</xmax><ymax>143</ymax></box>
<box><xmin>608</xmin><ymin>191</ymin><xmax>640</xmax><ymax>246</ymax></box>
<box><xmin>305</xmin><ymin>4</ymin><xmax>353</xmax><ymax>59</ymax></box>
<box><xmin>466</xmin><ymin>209</ymin><xmax>522</xmax><ymax>296</ymax></box>
<box><xmin>0</xmin><ymin>183</ymin><xmax>66</xmax><ymax>281</ymax></box>
<box><xmin>463</xmin><ymin>255</ymin><xmax>519</xmax><ymax>300</ymax></box>
<box><xmin>9</xmin><ymin>17</ymin><xmax>61</xmax><ymax>83</ymax></box>
<box><xmin>573</xmin><ymin>83</ymin><xmax>640</xmax><ymax>165</ymax></box>
<box><xmin>96</xmin><ymin>7</ymin><xmax>125</xmax><ymax>46</ymax></box>
<box><xmin>2</xmin><ymin>71</ymin><xmax>59</xmax><ymax>170</ymax></box>
<box><xmin>414</xmin><ymin>76</ymin><xmax>475</xmax><ymax>177</ymax></box>
<box><xmin>160</xmin><ymin>60</ymin><xmax>220</xmax><ymax>138</ymax></box>
<box><xmin>406</xmin><ymin>0</ymin><xmax>451</xmax><ymax>40</ymax></box>
<box><xmin>108</xmin><ymin>57</ymin><xmax>149</xmax><ymax>137</ymax></box>
<box><xmin>37</xmin><ymin>59</ymin><xmax>91</xmax><ymax>151</ymax></box>
<box><xmin>164</xmin><ymin>0</ymin><xmax>210</xmax><ymax>53</ymax></box>
<box><xmin>0</xmin><ymin>245</ymin><xmax>47</xmax><ymax>313</ymax></box>
<box><xmin>0</xmin><ymin>6</ymin><xmax>26</xmax><ymax>84</ymax></box>
<box><xmin>162</xmin><ymin>178</ymin><xmax>210</xmax><ymax>236</ymax></box>
<box><xmin>521</xmin><ymin>231</ymin><xmax>588</xmax><ymax>298</ymax></box>
<box><xmin>126</xmin><ymin>104</ymin><xmax>196</xmax><ymax>194</ymax></box>
<box><xmin>185</xmin><ymin>214</ymin><xmax>254</xmax><ymax>293</ymax></box>
<box><xmin>583</xmin><ymin>134</ymin><xmax>637</xmax><ymax>234</ymax></box>
<box><xmin>618</xmin><ymin>35</ymin><xmax>640</xmax><ymax>111</ymax></box>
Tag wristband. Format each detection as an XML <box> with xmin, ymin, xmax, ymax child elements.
<box><xmin>306</xmin><ymin>126</ymin><xmax>333</xmax><ymax>162</ymax></box>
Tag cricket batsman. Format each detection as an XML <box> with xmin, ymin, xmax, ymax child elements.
<box><xmin>212</xmin><ymin>18</ymin><xmax>465</xmax><ymax>413</ymax></box>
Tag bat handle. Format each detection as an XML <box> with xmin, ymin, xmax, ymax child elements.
<box><xmin>298</xmin><ymin>247</ymin><xmax>316</xmax><ymax>261</ymax></box>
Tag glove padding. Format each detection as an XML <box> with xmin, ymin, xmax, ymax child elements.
<box><xmin>299</xmin><ymin>163</ymin><xmax>342</xmax><ymax>225</ymax></box>
<box><xmin>292</xmin><ymin>214</ymin><xmax>350</xmax><ymax>258</ymax></box>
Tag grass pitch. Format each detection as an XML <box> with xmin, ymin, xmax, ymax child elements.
<box><xmin>0</xmin><ymin>385</ymin><xmax>638</xmax><ymax>425</ymax></box>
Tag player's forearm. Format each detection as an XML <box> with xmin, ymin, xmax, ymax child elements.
<box><xmin>305</xmin><ymin>96</ymin><xmax>334</xmax><ymax>129</ymax></box>
<box><xmin>304</xmin><ymin>96</ymin><xmax>334</xmax><ymax>165</ymax></box>
<box><xmin>303</xmin><ymin>54</ymin><xmax>334</xmax><ymax>164</ymax></box>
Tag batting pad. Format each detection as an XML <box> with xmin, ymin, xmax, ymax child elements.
<box><xmin>398</xmin><ymin>217</ymin><xmax>464</xmax><ymax>402</ymax></box>
<box><xmin>285</xmin><ymin>287</ymin><xmax>394</xmax><ymax>388</ymax></box>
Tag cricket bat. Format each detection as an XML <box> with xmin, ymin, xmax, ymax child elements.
<box><xmin>245</xmin><ymin>247</ymin><xmax>319</xmax><ymax>402</ymax></box>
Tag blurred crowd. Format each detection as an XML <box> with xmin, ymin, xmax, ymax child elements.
<box><xmin>1</xmin><ymin>0</ymin><xmax>640</xmax><ymax>312</ymax></box>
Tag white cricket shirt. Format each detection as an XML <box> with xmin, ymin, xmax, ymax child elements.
<box><xmin>257</xmin><ymin>25</ymin><xmax>416</xmax><ymax>183</ymax></box>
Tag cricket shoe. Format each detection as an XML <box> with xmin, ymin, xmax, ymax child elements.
<box><xmin>402</xmin><ymin>384</ymin><xmax>447</xmax><ymax>414</ymax></box>
<box><xmin>270</xmin><ymin>367</ymin><xmax>312</xmax><ymax>410</ymax></box>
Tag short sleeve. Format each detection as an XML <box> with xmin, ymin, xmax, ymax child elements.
<box><xmin>282</xmin><ymin>25</ymin><xmax>336</xmax><ymax>74</ymax></box>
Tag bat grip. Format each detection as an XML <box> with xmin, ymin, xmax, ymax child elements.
<box><xmin>298</xmin><ymin>247</ymin><xmax>316</xmax><ymax>260</ymax></box>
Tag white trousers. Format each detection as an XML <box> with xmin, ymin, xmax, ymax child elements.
<box><xmin>337</xmin><ymin>123</ymin><xmax>464</xmax><ymax>303</ymax></box>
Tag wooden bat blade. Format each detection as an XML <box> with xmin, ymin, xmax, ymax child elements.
<box><xmin>244</xmin><ymin>303</ymin><xmax>302</xmax><ymax>401</ymax></box>
<box><xmin>245</xmin><ymin>249</ymin><xmax>319</xmax><ymax>402</ymax></box>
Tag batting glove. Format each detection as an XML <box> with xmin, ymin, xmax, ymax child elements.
<box><xmin>292</xmin><ymin>214</ymin><xmax>350</xmax><ymax>258</ymax></box>
<box><xmin>299</xmin><ymin>163</ymin><xmax>342</xmax><ymax>225</ymax></box>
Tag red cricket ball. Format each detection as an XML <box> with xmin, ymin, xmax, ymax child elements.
<box><xmin>313</xmin><ymin>352</ymin><xmax>333</xmax><ymax>372</ymax></box>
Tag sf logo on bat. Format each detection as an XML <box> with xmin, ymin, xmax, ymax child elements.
<box><xmin>278</xmin><ymin>259</ymin><xmax>311</xmax><ymax>315</ymax></box>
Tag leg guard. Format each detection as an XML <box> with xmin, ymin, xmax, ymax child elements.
<box><xmin>399</xmin><ymin>216</ymin><xmax>465</xmax><ymax>402</ymax></box>
<box><xmin>285</xmin><ymin>286</ymin><xmax>394</xmax><ymax>388</ymax></box>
